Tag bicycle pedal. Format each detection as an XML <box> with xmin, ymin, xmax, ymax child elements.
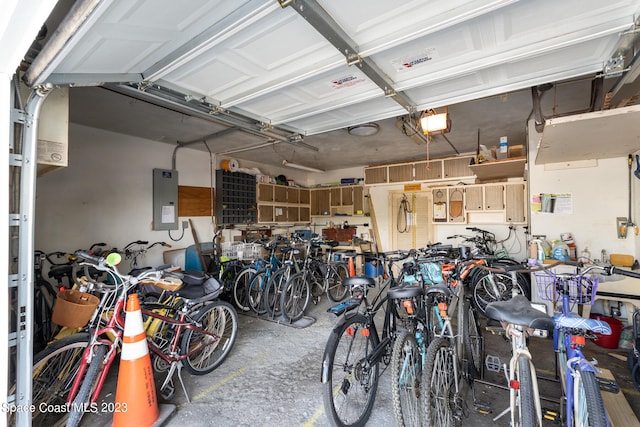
<box><xmin>596</xmin><ymin>376</ymin><xmax>620</xmax><ymax>394</ymax></box>
<box><xmin>485</xmin><ymin>355</ymin><xmax>502</xmax><ymax>373</ymax></box>
<box><xmin>542</xmin><ymin>407</ymin><xmax>561</xmax><ymax>423</ymax></box>
<box><xmin>485</xmin><ymin>325</ymin><xmax>505</xmax><ymax>334</ymax></box>
<box><xmin>474</xmin><ymin>402</ymin><xmax>492</xmax><ymax>415</ymax></box>
<box><xmin>160</xmin><ymin>384</ymin><xmax>175</xmax><ymax>401</ymax></box>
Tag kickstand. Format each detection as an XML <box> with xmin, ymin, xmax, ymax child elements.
<box><xmin>161</xmin><ymin>361</ymin><xmax>191</xmax><ymax>403</ymax></box>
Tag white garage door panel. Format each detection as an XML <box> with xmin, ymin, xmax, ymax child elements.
<box><xmin>372</xmin><ymin>0</ymin><xmax>633</xmax><ymax>92</ymax></box>
<box><xmin>319</xmin><ymin>0</ymin><xmax>517</xmax><ymax>55</ymax></box>
<box><xmin>53</xmin><ymin>0</ymin><xmax>260</xmax><ymax>74</ymax></box>
<box><xmin>163</xmin><ymin>10</ymin><xmax>340</xmax><ymax>104</ymax></box>
<box><xmin>285</xmin><ymin>98</ymin><xmax>405</xmax><ymax>135</ymax></box>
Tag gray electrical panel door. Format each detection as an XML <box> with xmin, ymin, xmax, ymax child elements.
<box><xmin>153</xmin><ymin>168</ymin><xmax>179</xmax><ymax>230</ymax></box>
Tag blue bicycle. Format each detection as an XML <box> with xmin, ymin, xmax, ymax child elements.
<box><xmin>232</xmin><ymin>238</ymin><xmax>283</xmax><ymax>313</ymax></box>
<box><xmin>534</xmin><ymin>261</ymin><xmax>640</xmax><ymax>427</ymax></box>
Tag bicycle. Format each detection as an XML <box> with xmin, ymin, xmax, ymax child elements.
<box><xmin>281</xmin><ymin>238</ymin><xmax>349</xmax><ymax>322</ymax></box>
<box><xmin>33</xmin><ymin>250</ymin><xmax>60</xmax><ymax>353</ymax></box>
<box><xmin>421</xmin><ymin>257</ymin><xmax>485</xmax><ymax>426</ymax></box>
<box><xmin>532</xmin><ymin>260</ymin><xmax>640</xmax><ymax>427</ymax></box>
<box><xmin>446</xmin><ymin>231</ymin><xmax>531</xmax><ymax>317</ymax></box>
<box><xmin>388</xmin><ymin>251</ymin><xmax>450</xmax><ymax>426</ymax></box>
<box><xmin>321</xmin><ymin>250</ymin><xmax>415</xmax><ymax>426</ymax></box>
<box><xmin>61</xmin><ymin>250</ymin><xmax>238</xmax><ymax>427</ymax></box>
<box><xmin>232</xmin><ymin>238</ymin><xmax>283</xmax><ymax>312</ymax></box>
<box><xmin>480</xmin><ymin>262</ymin><xmax>556</xmax><ymax>426</ymax></box>
<box><xmin>262</xmin><ymin>240</ymin><xmax>304</xmax><ymax>318</ymax></box>
<box><xmin>310</xmin><ymin>240</ymin><xmax>350</xmax><ymax>303</ymax></box>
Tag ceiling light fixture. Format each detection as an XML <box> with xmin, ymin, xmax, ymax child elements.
<box><xmin>347</xmin><ymin>122</ymin><xmax>379</xmax><ymax>137</ymax></box>
<box><xmin>282</xmin><ymin>160</ymin><xmax>325</xmax><ymax>173</ymax></box>
<box><xmin>420</xmin><ymin>107</ymin><xmax>451</xmax><ymax>135</ymax></box>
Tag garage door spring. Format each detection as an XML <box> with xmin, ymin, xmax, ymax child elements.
<box><xmin>397</xmin><ymin>194</ymin><xmax>412</xmax><ymax>233</ymax></box>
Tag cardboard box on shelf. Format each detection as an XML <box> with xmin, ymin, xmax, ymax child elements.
<box><xmin>509</xmin><ymin>144</ymin><xmax>524</xmax><ymax>157</ymax></box>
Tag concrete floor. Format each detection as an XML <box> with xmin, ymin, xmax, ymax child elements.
<box><xmin>81</xmin><ymin>295</ymin><xmax>640</xmax><ymax>427</ymax></box>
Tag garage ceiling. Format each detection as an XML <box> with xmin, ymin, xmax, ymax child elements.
<box><xmin>21</xmin><ymin>0</ymin><xmax>640</xmax><ymax>172</ymax></box>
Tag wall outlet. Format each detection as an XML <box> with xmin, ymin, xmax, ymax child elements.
<box><xmin>182</xmin><ymin>220</ymin><xmax>189</xmax><ymax>229</ymax></box>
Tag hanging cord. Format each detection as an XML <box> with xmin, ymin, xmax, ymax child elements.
<box><xmin>397</xmin><ymin>194</ymin><xmax>412</xmax><ymax>233</ymax></box>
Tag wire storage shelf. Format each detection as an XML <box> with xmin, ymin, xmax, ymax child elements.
<box><xmin>221</xmin><ymin>242</ymin><xmax>263</xmax><ymax>260</ymax></box>
<box><xmin>534</xmin><ymin>272</ymin><xmax>599</xmax><ymax>305</ymax></box>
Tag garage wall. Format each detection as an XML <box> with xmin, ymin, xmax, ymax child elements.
<box><xmin>35</xmin><ymin>124</ymin><xmax>218</xmax><ymax>268</ymax></box>
<box><xmin>528</xmin><ymin>122</ymin><xmax>638</xmax><ymax>261</ymax></box>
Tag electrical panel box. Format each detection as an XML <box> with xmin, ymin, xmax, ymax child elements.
<box><xmin>153</xmin><ymin>169</ymin><xmax>179</xmax><ymax>231</ymax></box>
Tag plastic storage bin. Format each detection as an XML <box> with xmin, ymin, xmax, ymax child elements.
<box><xmin>590</xmin><ymin>314</ymin><xmax>623</xmax><ymax>349</ymax></box>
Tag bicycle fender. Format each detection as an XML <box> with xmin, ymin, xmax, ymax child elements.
<box><xmin>575</xmin><ymin>357</ymin><xmax>598</xmax><ymax>374</ymax></box>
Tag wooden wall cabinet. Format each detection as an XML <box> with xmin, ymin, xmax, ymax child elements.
<box><xmin>505</xmin><ymin>182</ymin><xmax>526</xmax><ymax>223</ymax></box>
<box><xmin>256</xmin><ymin>183</ymin><xmax>311</xmax><ymax>224</ymax></box>
<box><xmin>364</xmin><ymin>155</ymin><xmax>474</xmax><ymax>185</ymax></box>
<box><xmin>432</xmin><ymin>182</ymin><xmax>526</xmax><ymax>224</ymax></box>
<box><xmin>311</xmin><ymin>185</ymin><xmax>365</xmax><ymax>216</ymax></box>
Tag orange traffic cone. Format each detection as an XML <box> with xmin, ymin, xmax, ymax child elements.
<box><xmin>348</xmin><ymin>256</ymin><xmax>356</xmax><ymax>277</ymax></box>
<box><xmin>112</xmin><ymin>293</ymin><xmax>159</xmax><ymax>427</ymax></box>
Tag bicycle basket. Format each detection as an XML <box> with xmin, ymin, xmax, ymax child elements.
<box><xmin>533</xmin><ymin>272</ymin><xmax>599</xmax><ymax>305</ymax></box>
<box><xmin>52</xmin><ymin>289</ymin><xmax>100</xmax><ymax>328</ymax></box>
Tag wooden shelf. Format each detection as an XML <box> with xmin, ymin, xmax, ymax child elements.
<box><xmin>469</xmin><ymin>156</ymin><xmax>526</xmax><ymax>181</ymax></box>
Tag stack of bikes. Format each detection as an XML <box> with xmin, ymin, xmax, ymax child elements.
<box><xmin>320</xmin><ymin>229</ymin><xmax>640</xmax><ymax>427</ymax></box>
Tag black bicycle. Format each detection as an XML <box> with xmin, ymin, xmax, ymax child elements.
<box><xmin>321</xmin><ymin>250</ymin><xmax>416</xmax><ymax>426</ymax></box>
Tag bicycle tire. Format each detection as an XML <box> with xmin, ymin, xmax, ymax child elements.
<box><xmin>67</xmin><ymin>344</ymin><xmax>108</xmax><ymax>427</ymax></box>
<box><xmin>310</xmin><ymin>260</ymin><xmax>326</xmax><ymax>298</ymax></box>
<box><xmin>181</xmin><ymin>300</ymin><xmax>238</xmax><ymax>375</ymax></box>
<box><xmin>515</xmin><ymin>356</ymin><xmax>536</xmax><ymax>427</ymax></box>
<box><xmin>233</xmin><ymin>267</ymin><xmax>257</xmax><ymax>312</ymax></box>
<box><xmin>248</xmin><ymin>270</ymin><xmax>268</xmax><ymax>315</ymax></box>
<box><xmin>327</xmin><ymin>263</ymin><xmax>349</xmax><ymax>302</ymax></box>
<box><xmin>33</xmin><ymin>281</ymin><xmax>58</xmax><ymax>353</ymax></box>
<box><xmin>391</xmin><ymin>330</ymin><xmax>422</xmax><ymax>427</ymax></box>
<box><xmin>423</xmin><ymin>337</ymin><xmax>458</xmax><ymax>426</ymax></box>
<box><xmin>573</xmin><ymin>364</ymin><xmax>607</xmax><ymax>427</ymax></box>
<box><xmin>14</xmin><ymin>332</ymin><xmax>90</xmax><ymax>426</ymax></box>
<box><xmin>322</xmin><ymin>313</ymin><xmax>380</xmax><ymax>427</ymax></box>
<box><xmin>280</xmin><ymin>271</ymin><xmax>310</xmax><ymax>322</ymax></box>
<box><xmin>264</xmin><ymin>266</ymin><xmax>289</xmax><ymax>317</ymax></box>
<box><xmin>471</xmin><ymin>270</ymin><xmax>530</xmax><ymax>317</ymax></box>
<box><xmin>463</xmin><ymin>300</ymin><xmax>483</xmax><ymax>379</ymax></box>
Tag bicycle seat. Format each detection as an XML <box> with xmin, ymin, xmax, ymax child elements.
<box><xmin>177</xmin><ymin>277</ymin><xmax>223</xmax><ymax>302</ymax></box>
<box><xmin>425</xmin><ymin>283</ymin><xmax>451</xmax><ymax>298</ymax></box>
<box><xmin>485</xmin><ymin>295</ymin><xmax>554</xmax><ymax>331</ymax></box>
<box><xmin>553</xmin><ymin>313</ymin><xmax>612</xmax><ymax>335</ymax></box>
<box><xmin>325</xmin><ymin>240</ymin><xmax>340</xmax><ymax>248</ymax></box>
<box><xmin>388</xmin><ymin>285</ymin><xmax>423</xmax><ymax>300</ymax></box>
<box><xmin>342</xmin><ymin>276</ymin><xmax>376</xmax><ymax>289</ymax></box>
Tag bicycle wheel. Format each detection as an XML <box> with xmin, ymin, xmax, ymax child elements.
<box><xmin>233</xmin><ymin>267</ymin><xmax>257</xmax><ymax>312</ymax></box>
<box><xmin>472</xmin><ymin>270</ymin><xmax>529</xmax><ymax>316</ymax></box>
<box><xmin>322</xmin><ymin>313</ymin><xmax>380</xmax><ymax>427</ymax></box>
<box><xmin>181</xmin><ymin>300</ymin><xmax>238</xmax><ymax>375</ymax></box>
<box><xmin>463</xmin><ymin>300</ymin><xmax>483</xmax><ymax>379</ymax></box>
<box><xmin>67</xmin><ymin>344</ymin><xmax>108</xmax><ymax>427</ymax></box>
<box><xmin>573</xmin><ymin>364</ymin><xmax>607</xmax><ymax>427</ymax></box>
<box><xmin>281</xmin><ymin>271</ymin><xmax>310</xmax><ymax>322</ymax></box>
<box><xmin>423</xmin><ymin>337</ymin><xmax>459</xmax><ymax>427</ymax></box>
<box><xmin>248</xmin><ymin>270</ymin><xmax>268</xmax><ymax>315</ymax></box>
<box><xmin>33</xmin><ymin>281</ymin><xmax>58</xmax><ymax>353</ymax></box>
<box><xmin>327</xmin><ymin>263</ymin><xmax>349</xmax><ymax>302</ymax></box>
<box><xmin>16</xmin><ymin>332</ymin><xmax>90</xmax><ymax>426</ymax></box>
<box><xmin>264</xmin><ymin>266</ymin><xmax>289</xmax><ymax>317</ymax></box>
<box><xmin>515</xmin><ymin>356</ymin><xmax>536</xmax><ymax>427</ymax></box>
<box><xmin>391</xmin><ymin>330</ymin><xmax>422</xmax><ymax>427</ymax></box>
